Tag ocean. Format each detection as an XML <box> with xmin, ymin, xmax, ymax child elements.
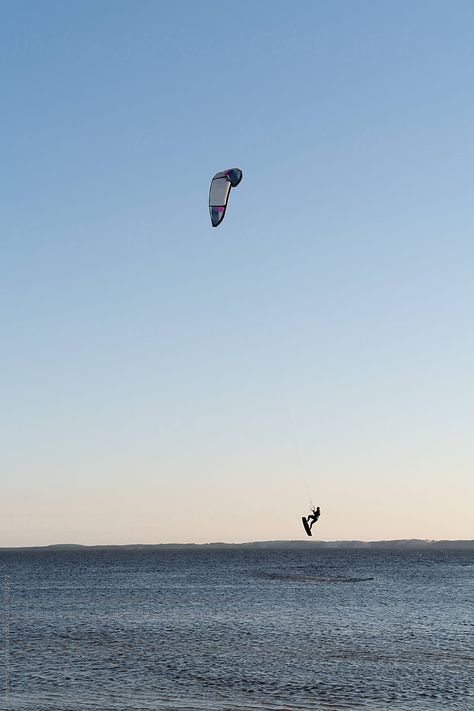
<box><xmin>0</xmin><ymin>546</ymin><xmax>473</xmax><ymax>710</ymax></box>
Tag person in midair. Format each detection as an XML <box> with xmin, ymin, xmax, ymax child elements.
<box><xmin>306</xmin><ymin>506</ymin><xmax>320</xmax><ymax>531</ymax></box>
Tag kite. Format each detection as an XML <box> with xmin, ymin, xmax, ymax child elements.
<box><xmin>209</xmin><ymin>168</ymin><xmax>243</xmax><ymax>227</ymax></box>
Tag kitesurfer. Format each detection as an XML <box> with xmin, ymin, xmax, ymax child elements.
<box><xmin>306</xmin><ymin>506</ymin><xmax>320</xmax><ymax>530</ymax></box>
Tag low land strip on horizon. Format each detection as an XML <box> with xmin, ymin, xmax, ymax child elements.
<box><xmin>1</xmin><ymin>539</ymin><xmax>473</xmax><ymax>551</ymax></box>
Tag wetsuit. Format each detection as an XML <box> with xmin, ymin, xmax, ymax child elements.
<box><xmin>307</xmin><ymin>507</ymin><xmax>320</xmax><ymax>529</ymax></box>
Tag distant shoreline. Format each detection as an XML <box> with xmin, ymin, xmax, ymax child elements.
<box><xmin>1</xmin><ymin>539</ymin><xmax>473</xmax><ymax>552</ymax></box>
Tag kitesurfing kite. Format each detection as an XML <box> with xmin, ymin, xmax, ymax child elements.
<box><xmin>209</xmin><ymin>168</ymin><xmax>242</xmax><ymax>227</ymax></box>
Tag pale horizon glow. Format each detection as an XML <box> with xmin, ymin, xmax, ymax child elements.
<box><xmin>1</xmin><ymin>0</ymin><xmax>474</xmax><ymax>546</ymax></box>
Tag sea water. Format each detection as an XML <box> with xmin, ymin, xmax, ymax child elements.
<box><xmin>0</xmin><ymin>546</ymin><xmax>472</xmax><ymax>710</ymax></box>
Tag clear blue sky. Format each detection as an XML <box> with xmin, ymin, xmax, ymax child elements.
<box><xmin>1</xmin><ymin>0</ymin><xmax>473</xmax><ymax>544</ymax></box>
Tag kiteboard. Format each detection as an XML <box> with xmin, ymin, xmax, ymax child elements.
<box><xmin>302</xmin><ymin>517</ymin><xmax>312</xmax><ymax>537</ymax></box>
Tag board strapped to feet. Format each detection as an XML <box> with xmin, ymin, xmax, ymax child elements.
<box><xmin>302</xmin><ymin>517</ymin><xmax>312</xmax><ymax>537</ymax></box>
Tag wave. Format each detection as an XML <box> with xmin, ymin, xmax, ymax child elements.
<box><xmin>257</xmin><ymin>573</ymin><xmax>374</xmax><ymax>584</ymax></box>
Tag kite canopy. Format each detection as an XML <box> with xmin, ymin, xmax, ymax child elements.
<box><xmin>209</xmin><ymin>168</ymin><xmax>243</xmax><ymax>227</ymax></box>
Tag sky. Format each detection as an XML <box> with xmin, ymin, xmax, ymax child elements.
<box><xmin>1</xmin><ymin>0</ymin><xmax>473</xmax><ymax>545</ymax></box>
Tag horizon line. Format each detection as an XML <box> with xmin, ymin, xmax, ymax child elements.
<box><xmin>1</xmin><ymin>538</ymin><xmax>473</xmax><ymax>552</ymax></box>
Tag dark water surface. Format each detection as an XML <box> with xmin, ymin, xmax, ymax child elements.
<box><xmin>0</xmin><ymin>547</ymin><xmax>473</xmax><ymax>710</ymax></box>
